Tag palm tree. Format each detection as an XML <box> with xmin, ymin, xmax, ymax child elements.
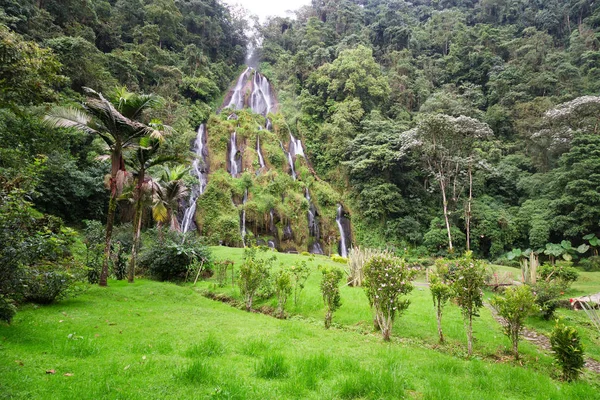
<box><xmin>45</xmin><ymin>87</ymin><xmax>163</xmax><ymax>286</ymax></box>
<box><xmin>126</xmin><ymin>136</ymin><xmax>178</xmax><ymax>283</ymax></box>
<box><xmin>152</xmin><ymin>165</ymin><xmax>189</xmax><ymax>235</ymax></box>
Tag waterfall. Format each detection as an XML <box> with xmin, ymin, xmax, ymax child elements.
<box><xmin>289</xmin><ymin>132</ymin><xmax>305</xmax><ymax>158</ymax></box>
<box><xmin>280</xmin><ymin>141</ymin><xmax>296</xmax><ymax>180</ymax></box>
<box><xmin>336</xmin><ymin>204</ymin><xmax>348</xmax><ymax>258</ymax></box>
<box><xmin>229</xmin><ymin>131</ymin><xmax>239</xmax><ymax>177</ymax></box>
<box><xmin>257</xmin><ymin>136</ymin><xmax>266</xmax><ymax>169</ymax></box>
<box><xmin>305</xmin><ymin>188</ymin><xmax>323</xmax><ymax>254</ymax></box>
<box><xmin>250</xmin><ymin>72</ymin><xmax>273</xmax><ymax>116</ymax></box>
<box><xmin>226</xmin><ymin>67</ymin><xmax>251</xmax><ymax>110</ymax></box>
<box><xmin>241</xmin><ymin>189</ymin><xmax>248</xmax><ymax>246</ymax></box>
<box><xmin>266</xmin><ymin>118</ymin><xmax>273</xmax><ymax>131</ymax></box>
<box><xmin>181</xmin><ymin>124</ymin><xmax>209</xmax><ymax>234</ymax></box>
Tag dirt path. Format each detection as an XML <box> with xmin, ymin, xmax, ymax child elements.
<box><xmin>485</xmin><ymin>303</ymin><xmax>600</xmax><ymax>374</ymax></box>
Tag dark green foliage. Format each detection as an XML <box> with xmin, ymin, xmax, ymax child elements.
<box><xmin>22</xmin><ymin>269</ymin><xmax>73</xmax><ymax>305</ymax></box>
<box><xmin>532</xmin><ymin>281</ymin><xmax>563</xmax><ymax>320</ymax></box>
<box><xmin>538</xmin><ymin>264</ymin><xmax>580</xmax><ymax>287</ymax></box>
<box><xmin>111</xmin><ymin>241</ymin><xmax>127</xmax><ymax>280</ymax></box>
<box><xmin>0</xmin><ymin>173</ymin><xmax>82</xmax><ymax>322</ymax></box>
<box><xmin>139</xmin><ymin>231</ymin><xmax>212</xmax><ymax>282</ymax></box>
<box><xmin>550</xmin><ymin>321</ymin><xmax>585</xmax><ymax>381</ymax></box>
<box><xmin>578</xmin><ymin>256</ymin><xmax>600</xmax><ymax>272</ymax></box>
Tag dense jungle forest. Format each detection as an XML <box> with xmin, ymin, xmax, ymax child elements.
<box><xmin>2</xmin><ymin>0</ymin><xmax>600</xmax><ymax>316</ymax></box>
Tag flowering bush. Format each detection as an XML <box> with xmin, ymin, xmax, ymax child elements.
<box><xmin>363</xmin><ymin>255</ymin><xmax>417</xmax><ymax>341</ymax></box>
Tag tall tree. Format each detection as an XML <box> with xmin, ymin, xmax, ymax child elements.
<box><xmin>401</xmin><ymin>114</ymin><xmax>493</xmax><ymax>251</ymax></box>
<box><xmin>44</xmin><ymin>88</ymin><xmax>162</xmax><ymax>286</ymax></box>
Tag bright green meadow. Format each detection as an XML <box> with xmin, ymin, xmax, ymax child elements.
<box><xmin>1</xmin><ymin>248</ymin><xmax>599</xmax><ymax>399</ymax></box>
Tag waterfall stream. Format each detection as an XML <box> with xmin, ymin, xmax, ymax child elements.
<box><xmin>306</xmin><ymin>189</ymin><xmax>324</xmax><ymax>254</ymax></box>
<box><xmin>241</xmin><ymin>189</ymin><xmax>248</xmax><ymax>246</ymax></box>
<box><xmin>226</xmin><ymin>67</ymin><xmax>251</xmax><ymax>110</ymax></box>
<box><xmin>229</xmin><ymin>131</ymin><xmax>239</xmax><ymax>177</ymax></box>
<box><xmin>336</xmin><ymin>204</ymin><xmax>349</xmax><ymax>258</ymax></box>
<box><xmin>181</xmin><ymin>124</ymin><xmax>208</xmax><ymax>234</ymax></box>
<box><xmin>257</xmin><ymin>136</ymin><xmax>266</xmax><ymax>169</ymax></box>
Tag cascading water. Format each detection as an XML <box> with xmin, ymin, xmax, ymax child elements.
<box><xmin>289</xmin><ymin>132</ymin><xmax>305</xmax><ymax>158</ymax></box>
<box><xmin>257</xmin><ymin>136</ymin><xmax>266</xmax><ymax>169</ymax></box>
<box><xmin>229</xmin><ymin>131</ymin><xmax>240</xmax><ymax>177</ymax></box>
<box><xmin>336</xmin><ymin>204</ymin><xmax>349</xmax><ymax>258</ymax></box>
<box><xmin>306</xmin><ymin>189</ymin><xmax>324</xmax><ymax>254</ymax></box>
<box><xmin>250</xmin><ymin>72</ymin><xmax>274</xmax><ymax>116</ymax></box>
<box><xmin>226</xmin><ymin>67</ymin><xmax>251</xmax><ymax>110</ymax></box>
<box><xmin>280</xmin><ymin>141</ymin><xmax>296</xmax><ymax>180</ymax></box>
<box><xmin>241</xmin><ymin>189</ymin><xmax>248</xmax><ymax>246</ymax></box>
<box><xmin>181</xmin><ymin>124</ymin><xmax>209</xmax><ymax>233</ymax></box>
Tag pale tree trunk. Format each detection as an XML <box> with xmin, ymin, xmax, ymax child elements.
<box><xmin>440</xmin><ymin>178</ymin><xmax>454</xmax><ymax>251</ymax></box>
<box><xmin>512</xmin><ymin>327</ymin><xmax>520</xmax><ymax>360</ymax></box>
<box><xmin>466</xmin><ymin>164</ymin><xmax>473</xmax><ymax>252</ymax></box>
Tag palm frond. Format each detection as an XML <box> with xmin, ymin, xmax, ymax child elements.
<box><xmin>44</xmin><ymin>107</ymin><xmax>97</xmax><ymax>135</ymax></box>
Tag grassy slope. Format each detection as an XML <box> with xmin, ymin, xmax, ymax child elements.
<box><xmin>1</xmin><ymin>250</ymin><xmax>599</xmax><ymax>399</ymax></box>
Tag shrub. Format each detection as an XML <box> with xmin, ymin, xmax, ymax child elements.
<box><xmin>274</xmin><ymin>269</ymin><xmax>292</xmax><ymax>318</ymax></box>
<box><xmin>538</xmin><ymin>263</ymin><xmax>579</xmax><ymax>287</ymax></box>
<box><xmin>347</xmin><ymin>246</ymin><xmax>392</xmax><ymax>287</ymax></box>
<box><xmin>23</xmin><ymin>269</ymin><xmax>74</xmax><ymax>304</ymax></box>
<box><xmin>446</xmin><ymin>252</ymin><xmax>486</xmax><ymax>356</ymax></box>
<box><xmin>430</xmin><ymin>260</ymin><xmax>453</xmax><ymax>343</ymax></box>
<box><xmin>214</xmin><ymin>260</ymin><xmax>233</xmax><ymax>287</ymax></box>
<box><xmin>532</xmin><ymin>280</ymin><xmax>562</xmax><ymax>320</ymax></box>
<box><xmin>578</xmin><ymin>256</ymin><xmax>600</xmax><ymax>272</ymax></box>
<box><xmin>331</xmin><ymin>255</ymin><xmax>347</xmax><ymax>264</ymax></box>
<box><xmin>320</xmin><ymin>266</ymin><xmax>343</xmax><ymax>329</ymax></box>
<box><xmin>490</xmin><ymin>285</ymin><xmax>536</xmax><ymax>359</ymax></box>
<box><xmin>111</xmin><ymin>241</ymin><xmax>127</xmax><ymax>280</ymax></box>
<box><xmin>363</xmin><ymin>255</ymin><xmax>417</xmax><ymax>341</ymax></box>
<box><xmin>289</xmin><ymin>261</ymin><xmax>310</xmax><ymax>306</ymax></box>
<box><xmin>238</xmin><ymin>247</ymin><xmax>275</xmax><ymax>311</ymax></box>
<box><xmin>139</xmin><ymin>231</ymin><xmax>212</xmax><ymax>282</ymax></box>
<box><xmin>0</xmin><ymin>295</ymin><xmax>17</xmax><ymax>324</ymax></box>
<box><xmin>82</xmin><ymin>219</ymin><xmax>104</xmax><ymax>284</ymax></box>
<box><xmin>550</xmin><ymin>321</ymin><xmax>585</xmax><ymax>381</ymax></box>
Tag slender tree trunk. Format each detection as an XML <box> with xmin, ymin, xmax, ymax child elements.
<box><xmin>128</xmin><ymin>169</ymin><xmax>145</xmax><ymax>283</ymax></box>
<box><xmin>440</xmin><ymin>179</ymin><xmax>454</xmax><ymax>251</ymax></box>
<box><xmin>512</xmin><ymin>328</ymin><xmax>519</xmax><ymax>360</ymax></box>
<box><xmin>436</xmin><ymin>301</ymin><xmax>444</xmax><ymax>343</ymax></box>
<box><xmin>100</xmin><ymin>185</ymin><xmax>117</xmax><ymax>287</ymax></box>
<box><xmin>325</xmin><ymin>309</ymin><xmax>332</xmax><ymax>329</ymax></box>
<box><xmin>467</xmin><ymin>313</ymin><xmax>473</xmax><ymax>356</ymax></box>
<box><xmin>466</xmin><ymin>164</ymin><xmax>473</xmax><ymax>252</ymax></box>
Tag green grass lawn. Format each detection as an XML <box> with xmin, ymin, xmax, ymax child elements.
<box><xmin>1</xmin><ymin>249</ymin><xmax>599</xmax><ymax>399</ymax></box>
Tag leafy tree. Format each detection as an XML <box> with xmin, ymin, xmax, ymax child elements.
<box><xmin>319</xmin><ymin>266</ymin><xmax>343</xmax><ymax>329</ymax></box>
<box><xmin>430</xmin><ymin>260</ymin><xmax>453</xmax><ymax>343</ymax></box>
<box><xmin>0</xmin><ymin>25</ymin><xmax>65</xmax><ymax>105</ymax></box>
<box><xmin>238</xmin><ymin>248</ymin><xmax>275</xmax><ymax>311</ymax></box>
<box><xmin>401</xmin><ymin>114</ymin><xmax>493</xmax><ymax>252</ymax></box>
<box><xmin>45</xmin><ymin>88</ymin><xmax>163</xmax><ymax>286</ymax></box>
<box><xmin>447</xmin><ymin>252</ymin><xmax>486</xmax><ymax>356</ymax></box>
<box><xmin>152</xmin><ymin>165</ymin><xmax>189</xmax><ymax>233</ymax></box>
<box><xmin>490</xmin><ymin>285</ymin><xmax>536</xmax><ymax>359</ymax></box>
